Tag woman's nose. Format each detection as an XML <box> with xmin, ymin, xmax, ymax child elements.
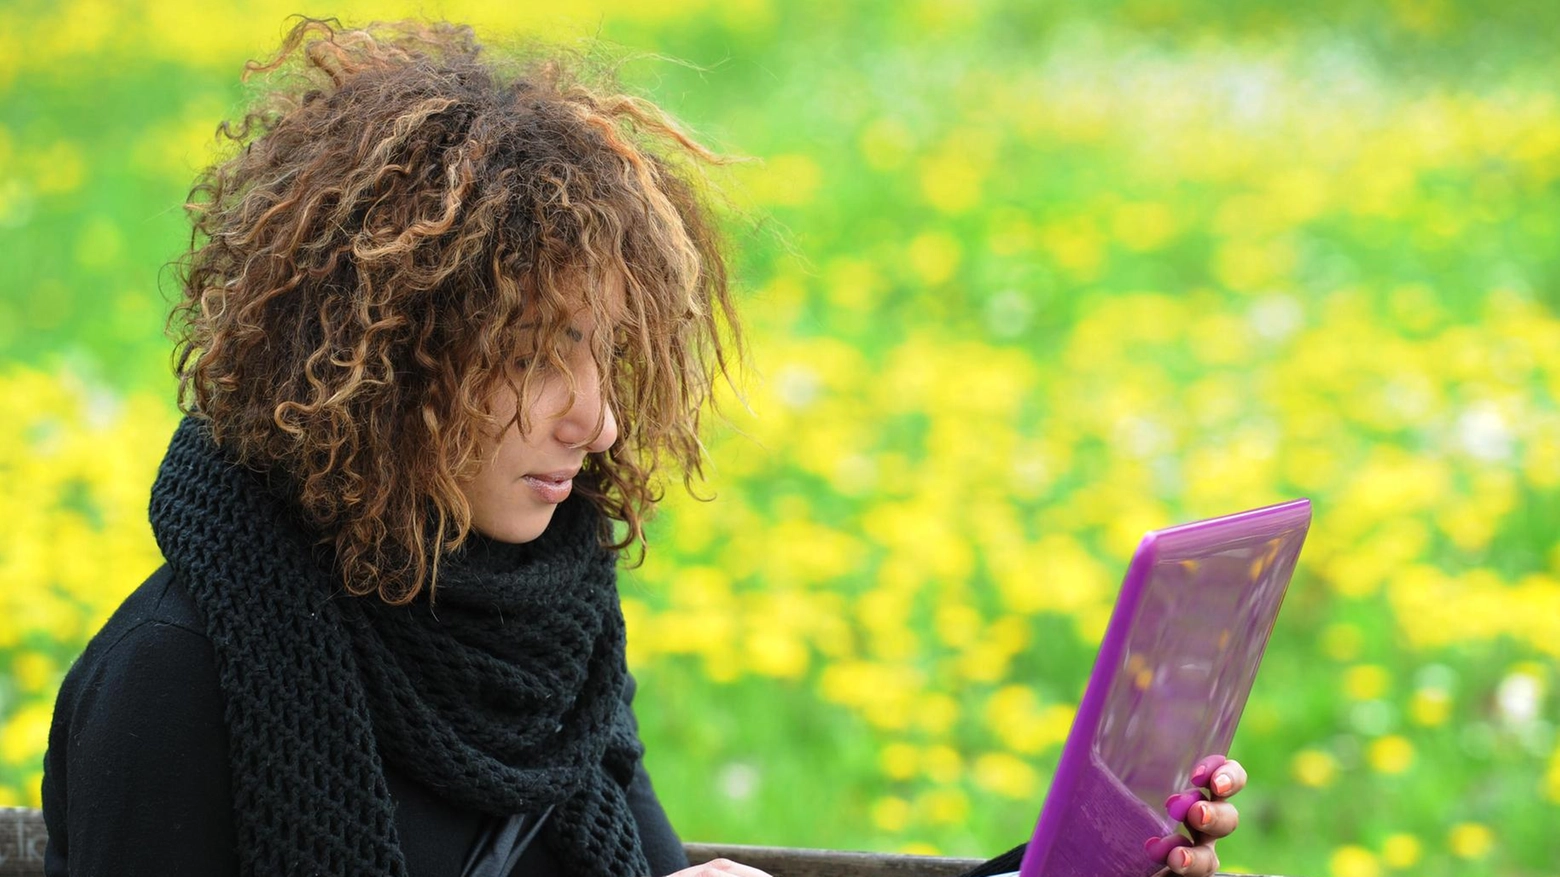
<box><xmin>555</xmin><ymin>372</ymin><xmax>619</xmax><ymax>453</ymax></box>
<box><xmin>586</xmin><ymin>396</ymin><xmax>619</xmax><ymax>453</ymax></box>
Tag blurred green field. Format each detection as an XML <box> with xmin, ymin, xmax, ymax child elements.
<box><xmin>4</xmin><ymin>1</ymin><xmax>1560</xmax><ymax>876</ymax></box>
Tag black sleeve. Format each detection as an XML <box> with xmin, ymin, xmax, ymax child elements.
<box><xmin>620</xmin><ymin>674</ymin><xmax>689</xmax><ymax>877</ymax></box>
<box><xmin>41</xmin><ymin>620</ymin><xmax>239</xmax><ymax>877</ymax></box>
<box><xmin>628</xmin><ymin>760</ymin><xmax>689</xmax><ymax>877</ymax></box>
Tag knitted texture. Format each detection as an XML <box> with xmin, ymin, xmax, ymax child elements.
<box><xmin>149</xmin><ymin>415</ymin><xmax>649</xmax><ymax>877</ymax></box>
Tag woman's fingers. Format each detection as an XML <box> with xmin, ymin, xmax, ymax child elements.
<box><xmin>1151</xmin><ymin>753</ymin><xmax>1245</xmax><ymax>876</ymax></box>
<box><xmin>1187</xmin><ymin>799</ymin><xmax>1240</xmax><ymax>839</ymax></box>
<box><xmin>1191</xmin><ymin>756</ymin><xmax>1247</xmax><ymax>799</ymax></box>
<box><xmin>670</xmin><ymin>859</ymin><xmax>776</xmax><ymax>877</ymax></box>
<box><xmin>1209</xmin><ymin>759</ymin><xmax>1247</xmax><ymax>799</ymax></box>
<box><xmin>1189</xmin><ymin>755</ymin><xmax>1227</xmax><ymax>788</ymax></box>
<box><xmin>1165</xmin><ymin>843</ymin><xmax>1221</xmax><ymax>877</ymax></box>
<box><xmin>1145</xmin><ymin>833</ymin><xmax>1193</xmax><ymax>863</ymax></box>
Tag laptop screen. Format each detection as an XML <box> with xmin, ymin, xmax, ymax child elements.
<box><xmin>1020</xmin><ymin>499</ymin><xmax>1311</xmax><ymax>877</ymax></box>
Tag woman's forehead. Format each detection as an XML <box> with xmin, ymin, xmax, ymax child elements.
<box><xmin>521</xmin><ymin>268</ymin><xmax>628</xmax><ymax>332</ymax></box>
<box><xmin>593</xmin><ymin>269</ymin><xmax>629</xmax><ymax>323</ymax></box>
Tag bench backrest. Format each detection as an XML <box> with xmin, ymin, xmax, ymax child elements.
<box><xmin>1</xmin><ymin>806</ymin><xmax>988</xmax><ymax>877</ymax></box>
<box><xmin>0</xmin><ymin>806</ymin><xmax>1277</xmax><ymax>877</ymax></box>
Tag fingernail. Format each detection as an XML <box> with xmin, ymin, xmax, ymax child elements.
<box><xmin>1144</xmin><ymin>837</ymin><xmax>1165</xmax><ymax>861</ymax></box>
<box><xmin>1164</xmin><ymin>790</ymin><xmax>1201</xmax><ymax>822</ymax></box>
<box><xmin>1212</xmin><ymin>773</ymin><xmax>1232</xmax><ymax>795</ymax></box>
<box><xmin>1144</xmin><ymin>835</ymin><xmax>1191</xmax><ymax>864</ymax></box>
<box><xmin>1192</xmin><ymin>754</ymin><xmax>1228</xmax><ymax>788</ymax></box>
<box><xmin>1195</xmin><ymin>803</ymin><xmax>1213</xmax><ymax>828</ymax></box>
<box><xmin>1174</xmin><ymin>848</ymin><xmax>1193</xmax><ymax>870</ymax></box>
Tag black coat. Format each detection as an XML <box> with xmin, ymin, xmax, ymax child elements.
<box><xmin>41</xmin><ymin>564</ymin><xmax>690</xmax><ymax>877</ymax></box>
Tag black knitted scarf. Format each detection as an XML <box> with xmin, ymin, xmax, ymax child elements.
<box><xmin>148</xmin><ymin>415</ymin><xmax>649</xmax><ymax>877</ymax></box>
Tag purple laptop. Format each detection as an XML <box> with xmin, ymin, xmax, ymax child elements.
<box><xmin>1018</xmin><ymin>499</ymin><xmax>1311</xmax><ymax>877</ymax></box>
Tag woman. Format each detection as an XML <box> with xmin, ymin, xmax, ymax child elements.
<box><xmin>40</xmin><ymin>16</ymin><xmax>1247</xmax><ymax>877</ymax></box>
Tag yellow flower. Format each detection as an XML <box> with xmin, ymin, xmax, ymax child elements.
<box><xmin>934</xmin><ymin>603</ymin><xmax>983</xmax><ymax>649</ymax></box>
<box><xmin>1547</xmin><ymin>741</ymin><xmax>1560</xmax><ymax>804</ymax></box>
<box><xmin>1110</xmin><ymin>201</ymin><xmax>1178</xmax><ymax>252</ymax></box>
<box><xmin>914</xmin><ymin>787</ymin><xmax>971</xmax><ymax>825</ymax></box>
<box><xmin>823</xmin><ymin>257</ymin><xmax>884</xmax><ymax>313</ymax></box>
<box><xmin>1291</xmin><ymin>748</ymin><xmax>1339</xmax><ymax>788</ymax></box>
<box><xmin>972</xmin><ymin>752</ymin><xmax>1041</xmax><ymax>800</ymax></box>
<box><xmin>1409</xmin><ymin>688</ymin><xmax>1451</xmax><ymax>727</ymax></box>
<box><xmin>921</xmin><ymin>745</ymin><xmax>963</xmax><ymax>784</ymax></box>
<box><xmin>1366</xmin><ymin>735</ymin><xmax>1415</xmax><ymax>775</ymax></box>
<box><xmin>745</xmin><ymin>629</ymin><xmax>809</xmax><ymax>679</ymax></box>
<box><xmin>1039</xmin><ymin>219</ymin><xmax>1105</xmax><ymax>281</ymax></box>
<box><xmin>0</xmin><ymin>702</ymin><xmax>53</xmax><ymax>766</ymax></box>
<box><xmin>1213</xmin><ymin>237</ymin><xmax>1296</xmax><ymax>293</ymax></box>
<box><xmin>913</xmin><ymin>693</ymin><xmax>959</xmax><ymax>735</ymax></box>
<box><xmin>9</xmin><ymin>653</ymin><xmax>57</xmax><ymax>694</ymax></box>
<box><xmin>880</xmin><ymin>743</ymin><xmax>919</xmax><ymax>781</ymax></box>
<box><xmin>1448</xmin><ymin>823</ymin><xmax>1495</xmax><ymax>859</ymax></box>
<box><xmin>906</xmin><ymin>232</ymin><xmax>962</xmax><ymax>286</ymax></box>
<box><xmin>859</xmin><ymin>117</ymin><xmax>914</xmax><ymax>171</ymax></box>
<box><xmin>1329</xmin><ymin>845</ymin><xmax>1381</xmax><ymax>877</ymax></box>
<box><xmin>871</xmin><ymin>796</ymin><xmax>911</xmax><ymax>832</ymax></box>
<box><xmin>741</xmin><ymin>153</ymin><xmax>820</xmax><ymax>208</ymax></box>
<box><xmin>1381</xmin><ymin>834</ymin><xmax>1421</xmax><ymax>869</ymax></box>
<box><xmin>30</xmin><ymin>139</ymin><xmax>87</xmax><ymax>194</ymax></box>
<box><xmin>918</xmin><ymin>148</ymin><xmax>984</xmax><ymax>215</ymax></box>
<box><xmin>1343</xmin><ymin>665</ymin><xmax>1391</xmax><ymax>701</ymax></box>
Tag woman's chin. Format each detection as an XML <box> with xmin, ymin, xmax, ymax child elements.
<box><xmin>472</xmin><ymin>507</ymin><xmax>556</xmax><ymax>544</ymax></box>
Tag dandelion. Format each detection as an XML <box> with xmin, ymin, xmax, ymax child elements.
<box><xmin>1381</xmin><ymin>834</ymin><xmax>1421</xmax><ymax>869</ymax></box>
<box><xmin>0</xmin><ymin>702</ymin><xmax>52</xmax><ymax>766</ymax></box>
<box><xmin>915</xmin><ymin>787</ymin><xmax>972</xmax><ymax>825</ymax></box>
<box><xmin>1343</xmin><ymin>665</ymin><xmax>1391</xmax><ymax>701</ymax></box>
<box><xmin>972</xmin><ymin>752</ymin><xmax>1042</xmax><ymax>800</ymax></box>
<box><xmin>1366</xmin><ymin>735</ymin><xmax>1415</xmax><ymax>775</ymax></box>
<box><xmin>871</xmin><ymin>796</ymin><xmax>912</xmax><ymax>832</ymax></box>
<box><xmin>906</xmin><ymin>232</ymin><xmax>962</xmax><ymax>287</ymax></box>
<box><xmin>921</xmin><ymin>745</ymin><xmax>963</xmax><ymax>785</ymax></box>
<box><xmin>1447</xmin><ymin>823</ymin><xmax>1494</xmax><ymax>859</ymax></box>
<box><xmin>1409</xmin><ymin>687</ymin><xmax>1452</xmax><ymax>727</ymax></box>
<box><xmin>1329</xmin><ymin>845</ymin><xmax>1381</xmax><ymax>877</ymax></box>
<box><xmin>1292</xmin><ymin>748</ymin><xmax>1339</xmax><ymax>788</ymax></box>
<box><xmin>880</xmin><ymin>743</ymin><xmax>919</xmax><ymax>781</ymax></box>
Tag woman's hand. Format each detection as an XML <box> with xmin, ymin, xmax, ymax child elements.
<box><xmin>1148</xmin><ymin>754</ymin><xmax>1248</xmax><ymax>877</ymax></box>
<box><xmin>667</xmin><ymin>859</ymin><xmax>775</xmax><ymax>877</ymax></box>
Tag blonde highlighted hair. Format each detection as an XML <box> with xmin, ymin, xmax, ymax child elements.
<box><xmin>172</xmin><ymin>17</ymin><xmax>742</xmax><ymax>602</ymax></box>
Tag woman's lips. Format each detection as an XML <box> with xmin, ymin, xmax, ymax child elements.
<box><xmin>522</xmin><ymin>472</ymin><xmax>575</xmax><ymax>504</ymax></box>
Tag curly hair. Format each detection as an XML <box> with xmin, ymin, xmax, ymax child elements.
<box><xmin>171</xmin><ymin>17</ymin><xmax>743</xmax><ymax>603</ymax></box>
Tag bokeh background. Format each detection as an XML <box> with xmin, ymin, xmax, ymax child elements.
<box><xmin>4</xmin><ymin>1</ymin><xmax>1560</xmax><ymax>875</ymax></box>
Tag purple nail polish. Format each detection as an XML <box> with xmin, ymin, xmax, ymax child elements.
<box><xmin>1192</xmin><ymin>754</ymin><xmax>1228</xmax><ymax>788</ymax></box>
<box><xmin>1144</xmin><ymin>834</ymin><xmax>1192</xmax><ymax>864</ymax></box>
<box><xmin>1165</xmin><ymin>790</ymin><xmax>1202</xmax><ymax>822</ymax></box>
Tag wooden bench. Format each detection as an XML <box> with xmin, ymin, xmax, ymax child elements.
<box><xmin>0</xmin><ymin>806</ymin><xmax>1265</xmax><ymax>876</ymax></box>
<box><xmin>0</xmin><ymin>806</ymin><xmax>984</xmax><ymax>876</ymax></box>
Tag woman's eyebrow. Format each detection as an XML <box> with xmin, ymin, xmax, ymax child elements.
<box><xmin>516</xmin><ymin>324</ymin><xmax>586</xmax><ymax>343</ymax></box>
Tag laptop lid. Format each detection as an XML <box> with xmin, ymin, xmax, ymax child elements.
<box><xmin>1018</xmin><ymin>498</ymin><xmax>1311</xmax><ymax>877</ymax></box>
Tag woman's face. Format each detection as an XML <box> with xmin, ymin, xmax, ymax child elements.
<box><xmin>459</xmin><ymin>278</ymin><xmax>623</xmax><ymax>543</ymax></box>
